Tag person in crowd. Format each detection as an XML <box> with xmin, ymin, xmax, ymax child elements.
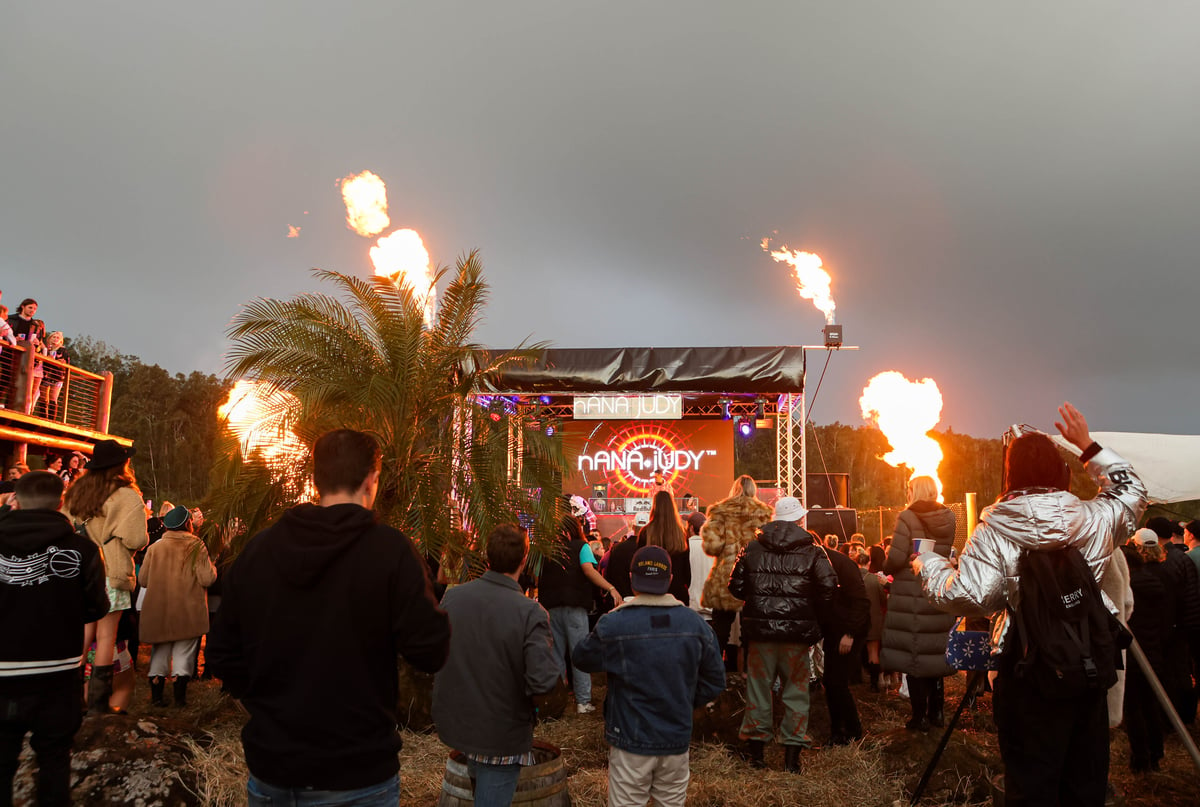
<box><xmin>1121</xmin><ymin>528</ymin><xmax>1171</xmax><ymax>773</ymax></box>
<box><xmin>60</xmin><ymin>452</ymin><xmax>85</xmax><ymax>488</ymax></box>
<box><xmin>43</xmin><ymin>455</ymin><xmax>63</xmax><ymax>476</ymax></box>
<box><xmin>433</xmin><ymin>524</ymin><xmax>561</xmax><ymax>807</ymax></box>
<box><xmin>604</xmin><ymin>516</ymin><xmax>645</xmax><ymax>600</ymax></box>
<box><xmin>138</xmin><ymin>505</ymin><xmax>216</xmax><ymax>707</ymax></box>
<box><xmin>1186</xmin><ymin>519</ymin><xmax>1200</xmax><ymax>569</ymax></box>
<box><xmin>701</xmin><ymin>475</ymin><xmax>774</xmax><ymax>672</ymax></box>
<box><xmin>36</xmin><ymin>331</ymin><xmax>69</xmax><ymax>421</ymax></box>
<box><xmin>881</xmin><ymin>475</ymin><xmax>957</xmax><ymax>732</ymax></box>
<box><xmin>574</xmin><ymin>546</ymin><xmax>725</xmax><ymax>806</ymax></box>
<box><xmin>824</xmin><ymin>534</ymin><xmax>839</xmax><ymax>552</ymax></box>
<box><xmin>729</xmin><ymin>496</ymin><xmax>837</xmax><ymax>773</ymax></box>
<box><xmin>62</xmin><ymin>439</ymin><xmax>149</xmax><ymax>715</ymax></box>
<box><xmin>1100</xmin><ymin>537</ymin><xmax>1134</xmax><ymax>728</ymax></box>
<box><xmin>537</xmin><ymin>514</ymin><xmax>619</xmax><ymax>714</ymax></box>
<box><xmin>5</xmin><ymin>300</ymin><xmax>38</xmax><ymax>411</ymax></box>
<box><xmin>207</xmin><ymin>429</ymin><xmax>451</xmax><ymax>806</ymax></box>
<box><xmin>688</xmin><ymin>513</ymin><xmax>714</xmax><ymax>615</ymax></box>
<box><xmin>606</xmin><ymin>491</ymin><xmax>692</xmax><ymax>606</ymax></box>
<box><xmin>1146</xmin><ymin>515</ymin><xmax>1200</xmax><ymax>723</ymax></box>
<box><xmin>0</xmin><ymin>471</ymin><xmax>109</xmax><ymax>806</ymax></box>
<box><xmin>856</xmin><ymin>548</ymin><xmax>887</xmax><ymax>692</ymax></box>
<box><xmin>0</xmin><ymin>305</ymin><xmax>13</xmax><ymax>407</ymax></box>
<box><xmin>915</xmin><ymin>403</ymin><xmax>1147</xmax><ymax>807</ymax></box>
<box><xmin>868</xmin><ymin>542</ymin><xmax>887</xmax><ymax>575</ymax></box>
<box><xmin>819</xmin><ymin>538</ymin><xmax>870</xmax><ymax>745</ymax></box>
<box><xmin>649</xmin><ymin>471</ymin><xmax>675</xmax><ymax>497</ymax></box>
<box><xmin>0</xmin><ymin>306</ymin><xmax>15</xmax><ymax>348</ymax></box>
<box><xmin>0</xmin><ymin>464</ymin><xmax>29</xmax><ymax>509</ymax></box>
<box><xmin>26</xmin><ymin>320</ymin><xmax>47</xmax><ymax>415</ymax></box>
<box><xmin>681</xmin><ymin>493</ymin><xmax>706</xmax><ymax>537</ymax></box>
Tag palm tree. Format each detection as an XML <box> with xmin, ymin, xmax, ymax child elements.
<box><xmin>204</xmin><ymin>251</ymin><xmax>566</xmax><ymax>567</ymax></box>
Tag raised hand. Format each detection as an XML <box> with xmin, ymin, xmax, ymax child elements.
<box><xmin>1054</xmin><ymin>402</ymin><xmax>1092</xmax><ymax>451</ymax></box>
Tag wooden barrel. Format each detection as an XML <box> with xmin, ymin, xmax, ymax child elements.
<box><xmin>438</xmin><ymin>740</ymin><xmax>571</xmax><ymax>806</ymax></box>
<box><xmin>991</xmin><ymin>774</ymin><xmax>1123</xmax><ymax>807</ymax></box>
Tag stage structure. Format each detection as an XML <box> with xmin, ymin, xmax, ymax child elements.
<box><xmin>469</xmin><ymin>345</ymin><xmax>853</xmax><ymax>527</ymax></box>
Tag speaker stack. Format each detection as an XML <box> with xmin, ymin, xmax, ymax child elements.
<box><xmin>805</xmin><ymin>473</ymin><xmax>857</xmax><ymax>543</ymax></box>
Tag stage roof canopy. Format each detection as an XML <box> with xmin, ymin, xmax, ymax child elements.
<box><xmin>474</xmin><ymin>346</ymin><xmax>805</xmax><ymax>395</ymax></box>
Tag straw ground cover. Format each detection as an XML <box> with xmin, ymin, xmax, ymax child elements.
<box><xmin>175</xmin><ymin>671</ymin><xmax>1200</xmax><ymax>806</ymax></box>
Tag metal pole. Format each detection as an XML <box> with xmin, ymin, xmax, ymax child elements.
<box><xmin>799</xmin><ymin>352</ymin><xmax>807</xmax><ymax>510</ymax></box>
<box><xmin>1128</xmin><ymin>637</ymin><xmax>1200</xmax><ymax>773</ymax></box>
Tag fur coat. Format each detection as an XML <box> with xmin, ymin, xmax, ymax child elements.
<box><xmin>138</xmin><ymin>530</ymin><xmax>217</xmax><ymax>644</ymax></box>
<box><xmin>700</xmin><ymin>494</ymin><xmax>774</xmax><ymax>612</ymax></box>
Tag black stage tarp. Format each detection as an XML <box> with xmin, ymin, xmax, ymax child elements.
<box><xmin>473</xmin><ymin>346</ymin><xmax>804</xmax><ymax>394</ymax></box>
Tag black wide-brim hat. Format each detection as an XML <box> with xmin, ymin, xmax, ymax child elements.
<box><xmin>86</xmin><ymin>439</ymin><xmax>136</xmax><ymax>471</ymax></box>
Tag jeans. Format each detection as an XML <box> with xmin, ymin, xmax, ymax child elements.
<box><xmin>549</xmin><ymin>606</ymin><xmax>592</xmax><ymax>705</ymax></box>
<box><xmin>465</xmin><ymin>759</ymin><xmax>522</xmax><ymax>807</ymax></box>
<box><xmin>0</xmin><ymin>674</ymin><xmax>82</xmax><ymax>807</ymax></box>
<box><xmin>247</xmin><ymin>773</ymin><xmax>399</xmax><ymax>806</ymax></box>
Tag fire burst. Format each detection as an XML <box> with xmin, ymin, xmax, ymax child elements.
<box><xmin>859</xmin><ymin>371</ymin><xmax>945</xmax><ymax>498</ymax></box>
<box><xmin>217</xmin><ymin>379</ymin><xmax>307</xmax><ymax>469</ymax></box>
<box><xmin>764</xmin><ymin>242</ymin><xmax>836</xmax><ymax>325</ymax></box>
<box><xmin>370</xmin><ymin>228</ymin><xmax>435</xmax><ymax>326</ymax></box>
<box><xmin>340</xmin><ymin>170</ymin><xmax>390</xmax><ymax>237</ymax></box>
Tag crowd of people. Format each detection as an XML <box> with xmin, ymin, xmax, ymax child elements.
<box><xmin>0</xmin><ymin>291</ymin><xmax>72</xmax><ymax>420</ymax></box>
<box><xmin>4</xmin><ymin>401</ymin><xmax>1200</xmax><ymax>807</ymax></box>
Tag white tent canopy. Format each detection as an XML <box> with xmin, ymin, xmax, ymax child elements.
<box><xmin>1053</xmin><ymin>432</ymin><xmax>1200</xmax><ymax>504</ymax></box>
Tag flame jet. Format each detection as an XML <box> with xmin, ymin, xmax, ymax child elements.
<box><xmin>859</xmin><ymin>371</ymin><xmax>945</xmax><ymax>499</ymax></box>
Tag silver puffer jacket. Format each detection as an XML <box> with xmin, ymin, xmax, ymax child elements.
<box><xmin>920</xmin><ymin>446</ymin><xmax>1147</xmax><ymax>657</ymax></box>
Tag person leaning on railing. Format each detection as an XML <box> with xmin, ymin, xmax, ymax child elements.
<box><xmin>37</xmin><ymin>331</ymin><xmax>70</xmax><ymax>421</ymax></box>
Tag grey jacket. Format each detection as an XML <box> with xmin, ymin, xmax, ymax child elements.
<box><xmin>432</xmin><ymin>571</ymin><xmax>561</xmax><ymax>757</ymax></box>
<box><xmin>920</xmin><ymin>446</ymin><xmax>1147</xmax><ymax>657</ymax></box>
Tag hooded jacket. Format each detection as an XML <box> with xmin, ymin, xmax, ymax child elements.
<box><xmin>880</xmin><ymin>501</ymin><xmax>957</xmax><ymax>677</ymax></box>
<box><xmin>700</xmin><ymin>493</ymin><xmax>774</xmax><ymax>612</ymax></box>
<box><xmin>206</xmin><ymin>503</ymin><xmax>450</xmax><ymax>791</ymax></box>
<box><xmin>920</xmin><ymin>446</ymin><xmax>1147</xmax><ymax>657</ymax></box>
<box><xmin>0</xmin><ymin>508</ymin><xmax>109</xmax><ymax>694</ymax></box>
<box><xmin>728</xmin><ymin>521</ymin><xmax>837</xmax><ymax>644</ymax></box>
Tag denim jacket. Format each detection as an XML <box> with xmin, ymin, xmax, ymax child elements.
<box><xmin>573</xmin><ymin>594</ymin><xmax>725</xmax><ymax>755</ymax></box>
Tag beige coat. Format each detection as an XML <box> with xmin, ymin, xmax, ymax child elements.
<box><xmin>700</xmin><ymin>494</ymin><xmax>774</xmax><ymax>611</ymax></box>
<box><xmin>64</xmin><ymin>486</ymin><xmax>149</xmax><ymax>592</ymax></box>
<box><xmin>138</xmin><ymin>530</ymin><xmax>217</xmax><ymax>644</ymax></box>
<box><xmin>1101</xmin><ymin>546</ymin><xmax>1134</xmax><ymax>727</ymax></box>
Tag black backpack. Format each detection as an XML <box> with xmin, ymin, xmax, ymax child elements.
<box><xmin>1010</xmin><ymin>546</ymin><xmax>1129</xmax><ymax>699</ymax></box>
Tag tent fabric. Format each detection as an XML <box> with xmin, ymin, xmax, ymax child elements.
<box><xmin>1053</xmin><ymin>431</ymin><xmax>1200</xmax><ymax>504</ymax></box>
<box><xmin>473</xmin><ymin>346</ymin><xmax>806</xmax><ymax>394</ymax></box>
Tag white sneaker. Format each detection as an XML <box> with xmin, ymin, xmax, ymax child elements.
<box><xmin>576</xmin><ymin>703</ymin><xmax>596</xmax><ymax>714</ymax></box>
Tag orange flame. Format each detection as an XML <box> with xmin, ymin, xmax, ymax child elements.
<box><xmin>764</xmin><ymin>242</ymin><xmax>836</xmax><ymax>324</ymax></box>
<box><xmin>217</xmin><ymin>380</ymin><xmax>307</xmax><ymax>468</ymax></box>
<box><xmin>287</xmin><ymin>225</ymin><xmax>301</xmax><ymax>239</ymax></box>
<box><xmin>339</xmin><ymin>170</ymin><xmax>390</xmax><ymax>237</ymax></box>
<box><xmin>370</xmin><ymin>228</ymin><xmax>435</xmax><ymax>326</ymax></box>
<box><xmin>859</xmin><ymin>371</ymin><xmax>945</xmax><ymax>498</ymax></box>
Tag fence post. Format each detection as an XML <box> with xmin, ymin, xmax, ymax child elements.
<box><xmin>95</xmin><ymin>372</ymin><xmax>114</xmax><ymax>434</ymax></box>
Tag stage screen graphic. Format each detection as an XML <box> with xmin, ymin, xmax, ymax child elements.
<box><xmin>562</xmin><ymin>419</ymin><xmax>734</xmax><ymax>510</ymax></box>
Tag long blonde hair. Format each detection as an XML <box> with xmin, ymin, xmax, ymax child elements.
<box><xmin>729</xmin><ymin>474</ymin><xmax>757</xmax><ymax>499</ymax></box>
<box><xmin>641</xmin><ymin>490</ymin><xmax>686</xmax><ymax>554</ymax></box>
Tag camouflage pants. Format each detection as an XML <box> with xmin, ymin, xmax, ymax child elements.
<box><xmin>738</xmin><ymin>641</ymin><xmax>813</xmax><ymax>747</ymax></box>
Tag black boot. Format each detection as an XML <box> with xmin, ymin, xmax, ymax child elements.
<box><xmin>868</xmin><ymin>663</ymin><xmax>881</xmax><ymax>693</ymax></box>
<box><xmin>149</xmin><ymin>676</ymin><xmax>167</xmax><ymax>707</ymax></box>
<box><xmin>745</xmin><ymin>740</ymin><xmax>766</xmax><ymax>769</ymax></box>
<box><xmin>87</xmin><ymin>664</ymin><xmax>114</xmax><ymax>716</ymax></box>
<box><xmin>784</xmin><ymin>746</ymin><xmax>802</xmax><ymax>774</ymax></box>
<box><xmin>928</xmin><ymin>677</ymin><xmax>945</xmax><ymax>727</ymax></box>
<box><xmin>173</xmin><ymin>676</ymin><xmax>190</xmax><ymax>707</ymax></box>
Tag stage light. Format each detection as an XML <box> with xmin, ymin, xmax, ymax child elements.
<box><xmin>489</xmin><ymin>412</ymin><xmax>502</xmax><ymax>422</ymax></box>
<box><xmin>719</xmin><ymin>398</ymin><xmax>731</xmax><ymax>420</ymax></box>
<box><xmin>738</xmin><ymin>418</ymin><xmax>753</xmax><ymax>437</ymax></box>
<box><xmin>539</xmin><ymin>395</ymin><xmax>552</xmax><ymax>405</ymax></box>
<box><xmin>545</xmin><ymin>424</ymin><xmax>556</xmax><ymax>437</ymax></box>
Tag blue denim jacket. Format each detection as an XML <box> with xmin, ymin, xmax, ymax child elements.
<box><xmin>573</xmin><ymin>595</ymin><xmax>726</xmax><ymax>755</ymax></box>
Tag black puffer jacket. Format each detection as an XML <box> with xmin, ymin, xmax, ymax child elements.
<box><xmin>729</xmin><ymin>521</ymin><xmax>837</xmax><ymax>644</ymax></box>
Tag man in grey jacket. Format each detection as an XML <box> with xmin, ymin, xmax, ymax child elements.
<box><xmin>433</xmin><ymin>524</ymin><xmax>561</xmax><ymax>807</ymax></box>
<box><xmin>915</xmin><ymin>403</ymin><xmax>1147</xmax><ymax>807</ymax></box>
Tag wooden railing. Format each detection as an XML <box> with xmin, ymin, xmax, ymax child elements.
<box><xmin>1</xmin><ymin>342</ymin><xmax>113</xmax><ymax>433</ymax></box>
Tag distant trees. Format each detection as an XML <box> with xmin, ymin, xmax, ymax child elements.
<box><xmin>65</xmin><ymin>336</ymin><xmax>229</xmax><ymax>507</ymax></box>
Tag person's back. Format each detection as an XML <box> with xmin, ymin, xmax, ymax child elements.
<box><xmin>207</xmin><ymin>430</ymin><xmax>450</xmax><ymax>803</ymax></box>
<box><xmin>433</xmin><ymin>524</ymin><xmax>560</xmax><ymax>806</ymax></box>
<box><xmin>0</xmin><ymin>471</ymin><xmax>108</xmax><ymax>806</ymax></box>
<box><xmin>574</xmin><ymin>546</ymin><xmax>724</xmax><ymax>807</ymax></box>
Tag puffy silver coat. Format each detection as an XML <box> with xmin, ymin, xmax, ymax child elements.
<box><xmin>919</xmin><ymin>446</ymin><xmax>1147</xmax><ymax>657</ymax></box>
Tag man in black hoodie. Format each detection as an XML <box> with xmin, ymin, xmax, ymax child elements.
<box><xmin>0</xmin><ymin>470</ymin><xmax>109</xmax><ymax>807</ymax></box>
<box><xmin>817</xmin><ymin>542</ymin><xmax>869</xmax><ymax>745</ymax></box>
<box><xmin>207</xmin><ymin>430</ymin><xmax>451</xmax><ymax>806</ymax></box>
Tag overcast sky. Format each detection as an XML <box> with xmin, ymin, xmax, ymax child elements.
<box><xmin>3</xmin><ymin>3</ymin><xmax>1197</xmax><ymax>438</ymax></box>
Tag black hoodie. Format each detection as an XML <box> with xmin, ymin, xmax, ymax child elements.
<box><xmin>206</xmin><ymin>503</ymin><xmax>450</xmax><ymax>791</ymax></box>
<box><xmin>0</xmin><ymin>508</ymin><xmax>109</xmax><ymax>695</ymax></box>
